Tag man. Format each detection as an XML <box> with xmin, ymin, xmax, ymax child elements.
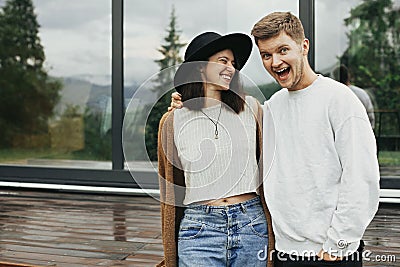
<box><xmin>333</xmin><ymin>64</ymin><xmax>375</xmax><ymax>129</ymax></box>
<box><xmin>251</xmin><ymin>12</ymin><xmax>379</xmax><ymax>266</ymax></box>
<box><xmin>170</xmin><ymin>12</ymin><xmax>380</xmax><ymax>267</ymax></box>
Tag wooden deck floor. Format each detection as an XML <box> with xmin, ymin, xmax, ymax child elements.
<box><xmin>0</xmin><ymin>189</ymin><xmax>163</xmax><ymax>267</ymax></box>
<box><xmin>0</xmin><ymin>188</ymin><xmax>399</xmax><ymax>266</ymax></box>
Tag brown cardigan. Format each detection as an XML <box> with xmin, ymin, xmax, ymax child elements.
<box><xmin>156</xmin><ymin>101</ymin><xmax>275</xmax><ymax>267</ymax></box>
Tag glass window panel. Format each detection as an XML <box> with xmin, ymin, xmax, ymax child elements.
<box><xmin>0</xmin><ymin>0</ymin><xmax>112</xmax><ymax>169</ymax></box>
<box><xmin>123</xmin><ymin>0</ymin><xmax>299</xmax><ymax>172</ymax></box>
<box><xmin>315</xmin><ymin>0</ymin><xmax>362</xmax><ymax>74</ymax></box>
<box><xmin>316</xmin><ymin>0</ymin><xmax>400</xmax><ymax>166</ymax></box>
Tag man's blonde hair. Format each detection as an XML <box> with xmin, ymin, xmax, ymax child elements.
<box><xmin>251</xmin><ymin>12</ymin><xmax>305</xmax><ymax>45</ymax></box>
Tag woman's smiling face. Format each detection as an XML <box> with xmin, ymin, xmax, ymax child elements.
<box><xmin>202</xmin><ymin>49</ymin><xmax>236</xmax><ymax>91</ymax></box>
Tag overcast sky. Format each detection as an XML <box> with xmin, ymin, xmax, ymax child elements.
<box><xmin>1</xmin><ymin>0</ymin><xmax>397</xmax><ymax>86</ymax></box>
<box><xmin>123</xmin><ymin>0</ymin><xmax>302</xmax><ymax>86</ymax></box>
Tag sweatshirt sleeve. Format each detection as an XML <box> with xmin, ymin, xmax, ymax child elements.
<box><xmin>323</xmin><ymin>116</ymin><xmax>380</xmax><ymax>257</ymax></box>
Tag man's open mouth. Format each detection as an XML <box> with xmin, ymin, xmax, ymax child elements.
<box><xmin>275</xmin><ymin>67</ymin><xmax>290</xmax><ymax>80</ymax></box>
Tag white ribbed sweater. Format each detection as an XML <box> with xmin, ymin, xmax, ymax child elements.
<box><xmin>174</xmin><ymin>96</ymin><xmax>259</xmax><ymax>205</ymax></box>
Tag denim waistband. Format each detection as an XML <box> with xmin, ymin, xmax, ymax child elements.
<box><xmin>186</xmin><ymin>195</ymin><xmax>262</xmax><ymax>213</ymax></box>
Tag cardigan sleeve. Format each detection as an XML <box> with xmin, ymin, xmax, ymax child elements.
<box><xmin>157</xmin><ymin>111</ymin><xmax>186</xmax><ymax>267</ymax></box>
<box><xmin>157</xmin><ymin>112</ymin><xmax>173</xmax><ymax>266</ymax></box>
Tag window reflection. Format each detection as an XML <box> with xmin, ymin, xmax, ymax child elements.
<box><xmin>0</xmin><ymin>0</ymin><xmax>112</xmax><ymax>169</ymax></box>
<box><xmin>316</xmin><ymin>0</ymin><xmax>400</xmax><ymax>166</ymax></box>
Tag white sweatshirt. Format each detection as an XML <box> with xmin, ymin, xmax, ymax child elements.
<box><xmin>263</xmin><ymin>75</ymin><xmax>380</xmax><ymax>257</ymax></box>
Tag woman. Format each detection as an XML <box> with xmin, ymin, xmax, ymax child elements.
<box><xmin>157</xmin><ymin>32</ymin><xmax>274</xmax><ymax>267</ymax></box>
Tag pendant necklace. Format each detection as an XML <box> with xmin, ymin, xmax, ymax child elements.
<box><xmin>200</xmin><ymin>103</ymin><xmax>222</xmax><ymax>139</ymax></box>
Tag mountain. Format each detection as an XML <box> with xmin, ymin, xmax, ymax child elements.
<box><xmin>53</xmin><ymin>76</ymin><xmax>156</xmax><ymax>118</ymax></box>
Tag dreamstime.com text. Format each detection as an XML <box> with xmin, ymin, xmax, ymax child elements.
<box><xmin>257</xmin><ymin>247</ymin><xmax>396</xmax><ymax>263</ymax></box>
<box><xmin>363</xmin><ymin>250</ymin><xmax>396</xmax><ymax>263</ymax></box>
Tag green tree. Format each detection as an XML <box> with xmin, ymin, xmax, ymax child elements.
<box><xmin>145</xmin><ymin>6</ymin><xmax>186</xmax><ymax>161</ymax></box>
<box><xmin>340</xmin><ymin>0</ymin><xmax>400</xmax><ymax>111</ymax></box>
<box><xmin>153</xmin><ymin>6</ymin><xmax>186</xmax><ymax>95</ymax></box>
<box><xmin>0</xmin><ymin>0</ymin><xmax>61</xmax><ymax>147</ymax></box>
<box><xmin>77</xmin><ymin>108</ymin><xmax>111</xmax><ymax>161</ymax></box>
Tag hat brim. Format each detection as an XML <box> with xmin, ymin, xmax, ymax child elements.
<box><xmin>174</xmin><ymin>33</ymin><xmax>252</xmax><ymax>92</ymax></box>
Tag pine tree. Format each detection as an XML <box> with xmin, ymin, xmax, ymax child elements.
<box><xmin>145</xmin><ymin>6</ymin><xmax>186</xmax><ymax>161</ymax></box>
<box><xmin>153</xmin><ymin>6</ymin><xmax>186</xmax><ymax>96</ymax></box>
<box><xmin>0</xmin><ymin>0</ymin><xmax>61</xmax><ymax>147</ymax></box>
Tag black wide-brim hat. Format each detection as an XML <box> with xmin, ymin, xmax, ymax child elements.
<box><xmin>174</xmin><ymin>32</ymin><xmax>252</xmax><ymax>93</ymax></box>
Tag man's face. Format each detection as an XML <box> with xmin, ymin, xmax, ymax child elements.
<box><xmin>256</xmin><ymin>32</ymin><xmax>309</xmax><ymax>91</ymax></box>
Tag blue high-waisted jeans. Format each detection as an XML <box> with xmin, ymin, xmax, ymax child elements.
<box><xmin>178</xmin><ymin>196</ymin><xmax>269</xmax><ymax>267</ymax></box>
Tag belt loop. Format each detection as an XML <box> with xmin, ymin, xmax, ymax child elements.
<box><xmin>240</xmin><ymin>203</ymin><xmax>247</xmax><ymax>213</ymax></box>
<box><xmin>205</xmin><ymin>206</ymin><xmax>210</xmax><ymax>213</ymax></box>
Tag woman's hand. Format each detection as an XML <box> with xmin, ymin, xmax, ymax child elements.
<box><xmin>168</xmin><ymin>92</ymin><xmax>183</xmax><ymax>111</ymax></box>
